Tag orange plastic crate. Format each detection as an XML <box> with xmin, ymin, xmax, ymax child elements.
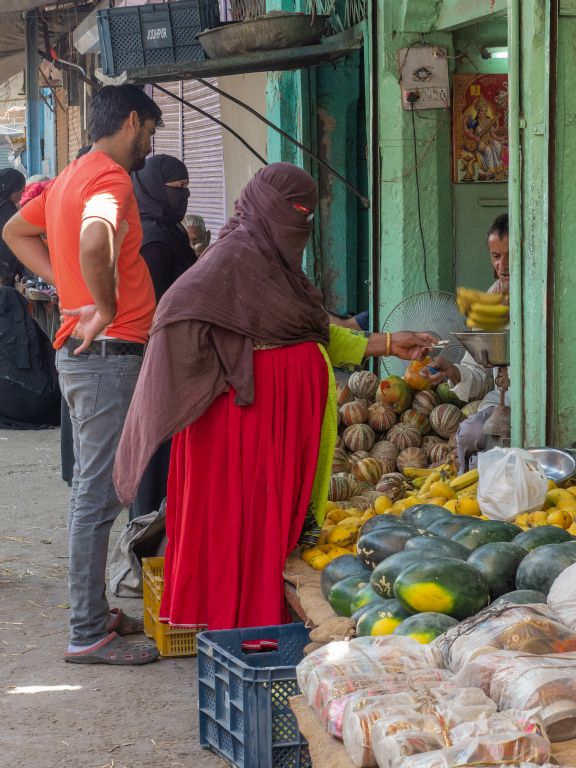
<box><xmin>142</xmin><ymin>556</ymin><xmax>198</xmax><ymax>657</ymax></box>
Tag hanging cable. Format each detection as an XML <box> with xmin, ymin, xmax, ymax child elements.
<box><xmin>153</xmin><ymin>83</ymin><xmax>268</xmax><ymax>166</ymax></box>
<box><xmin>194</xmin><ymin>77</ymin><xmax>370</xmax><ymax>209</ymax></box>
<box><xmin>410</xmin><ymin>101</ymin><xmax>431</xmax><ymax>292</ymax></box>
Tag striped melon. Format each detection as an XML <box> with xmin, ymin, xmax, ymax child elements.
<box><xmin>367</xmin><ymin>402</ymin><xmax>396</xmax><ymax>432</ymax></box>
<box><xmin>353</xmin><ymin>457</ymin><xmax>384</xmax><ymax>485</ymax></box>
<box><xmin>401</xmin><ymin>408</ymin><xmax>431</xmax><ymax>435</ymax></box>
<box><xmin>412</xmin><ymin>390</ymin><xmax>439</xmax><ymax>416</ymax></box>
<box><xmin>340</xmin><ymin>400</ymin><xmax>368</xmax><ymax>426</ymax></box>
<box><xmin>336</xmin><ymin>382</ymin><xmax>353</xmax><ymax>406</ymax></box>
<box><xmin>429</xmin><ymin>404</ymin><xmax>465</xmax><ymax>439</ymax></box>
<box><xmin>343</xmin><ymin>424</ymin><xmax>376</xmax><ymax>452</ymax></box>
<box><xmin>349</xmin><ymin>370</ymin><xmax>380</xmax><ymax>401</ymax></box>
<box><xmin>375</xmin><ymin>473</ymin><xmax>405</xmax><ymax>502</ymax></box>
<box><xmin>328</xmin><ymin>474</ymin><xmax>351</xmax><ymax>502</ymax></box>
<box><xmin>348</xmin><ymin>450</ymin><xmax>371</xmax><ymax>466</ymax></box>
<box><xmin>397</xmin><ymin>447</ymin><xmax>427</xmax><ymax>471</ymax></box>
<box><xmin>332</xmin><ymin>447</ymin><xmax>350</xmax><ymax>473</ymax></box>
<box><xmin>386</xmin><ymin>423</ymin><xmax>422</xmax><ymax>450</ymax></box>
<box><xmin>428</xmin><ymin>442</ymin><xmax>451</xmax><ymax>464</ymax></box>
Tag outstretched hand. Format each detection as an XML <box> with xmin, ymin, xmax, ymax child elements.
<box><xmin>390</xmin><ymin>331</ymin><xmax>437</xmax><ymax>361</ymax></box>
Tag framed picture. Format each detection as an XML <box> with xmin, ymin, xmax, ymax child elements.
<box><xmin>452</xmin><ymin>74</ymin><xmax>508</xmax><ymax>183</ymax></box>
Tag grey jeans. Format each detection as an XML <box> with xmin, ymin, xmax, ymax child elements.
<box><xmin>56</xmin><ymin>344</ymin><xmax>142</xmax><ymax>645</ymax></box>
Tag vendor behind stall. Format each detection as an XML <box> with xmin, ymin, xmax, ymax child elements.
<box><xmin>422</xmin><ymin>212</ymin><xmax>509</xmax><ymax>472</ymax></box>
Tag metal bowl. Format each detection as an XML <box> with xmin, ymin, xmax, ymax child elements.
<box><xmin>525</xmin><ymin>447</ymin><xmax>576</xmax><ymax>483</ymax></box>
<box><xmin>198</xmin><ymin>14</ymin><xmax>329</xmax><ymax>59</ymax></box>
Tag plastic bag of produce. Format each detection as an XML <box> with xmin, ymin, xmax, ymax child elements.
<box><xmin>449</xmin><ymin>709</ymin><xmax>545</xmax><ymax>744</ymax></box>
<box><xmin>327</xmin><ymin>689</ymin><xmax>419</xmax><ymax>739</ymax></box>
<box><xmin>398</xmin><ymin>732</ymin><xmax>550</xmax><ymax>768</ymax></box>
<box><xmin>548</xmin><ymin>562</ymin><xmax>576</xmax><ymax>629</ymax></box>
<box><xmin>433</xmin><ymin>603</ymin><xmax>576</xmax><ymax>672</ymax></box>
<box><xmin>372</xmin><ymin>728</ymin><xmax>446</xmax><ymax>768</ymax></box>
<box><xmin>477</xmin><ymin>447</ymin><xmax>548</xmax><ymax>520</ymax></box>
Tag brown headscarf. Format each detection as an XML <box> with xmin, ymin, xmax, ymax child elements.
<box><xmin>114</xmin><ymin>163</ymin><xmax>330</xmax><ymax>503</ymax></box>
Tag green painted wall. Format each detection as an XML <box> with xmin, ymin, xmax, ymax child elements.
<box><xmin>376</xmin><ymin>5</ymin><xmax>454</xmax><ymax>329</ymax></box>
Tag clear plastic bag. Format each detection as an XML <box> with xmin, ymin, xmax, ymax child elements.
<box><xmin>399</xmin><ymin>732</ymin><xmax>550</xmax><ymax>768</ymax></box>
<box><xmin>449</xmin><ymin>709</ymin><xmax>546</xmax><ymax>744</ymax></box>
<box><xmin>548</xmin><ymin>562</ymin><xmax>576</xmax><ymax>629</ymax></box>
<box><xmin>477</xmin><ymin>447</ymin><xmax>548</xmax><ymax>520</ymax></box>
<box><xmin>433</xmin><ymin>603</ymin><xmax>576</xmax><ymax>672</ymax></box>
<box><xmin>372</xmin><ymin>728</ymin><xmax>446</xmax><ymax>768</ymax></box>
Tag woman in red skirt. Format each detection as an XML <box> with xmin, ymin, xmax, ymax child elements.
<box><xmin>114</xmin><ymin>164</ymin><xmax>433</xmax><ymax>630</ymax></box>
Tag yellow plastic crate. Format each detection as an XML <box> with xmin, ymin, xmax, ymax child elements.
<box><xmin>142</xmin><ymin>556</ymin><xmax>198</xmax><ymax>657</ymax></box>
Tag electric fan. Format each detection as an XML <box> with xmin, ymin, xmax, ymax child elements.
<box><xmin>380</xmin><ymin>291</ymin><xmax>468</xmax><ymax>377</ymax></box>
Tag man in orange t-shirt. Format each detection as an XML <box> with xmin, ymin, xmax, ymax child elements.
<box><xmin>3</xmin><ymin>85</ymin><xmax>162</xmax><ymax>665</ymax></box>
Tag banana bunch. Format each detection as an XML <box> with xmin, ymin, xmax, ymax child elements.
<box><xmin>449</xmin><ymin>468</ymin><xmax>479</xmax><ymax>492</ymax></box>
<box><xmin>456</xmin><ymin>287</ymin><xmax>509</xmax><ymax>331</ymax></box>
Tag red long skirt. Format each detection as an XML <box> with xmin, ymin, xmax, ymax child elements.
<box><xmin>159</xmin><ymin>342</ymin><xmax>328</xmax><ymax>630</ymax></box>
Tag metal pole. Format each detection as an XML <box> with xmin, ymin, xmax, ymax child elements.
<box><xmin>25</xmin><ymin>10</ymin><xmax>42</xmax><ymax>176</ymax></box>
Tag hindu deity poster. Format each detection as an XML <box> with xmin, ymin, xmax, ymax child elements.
<box><xmin>452</xmin><ymin>74</ymin><xmax>508</xmax><ymax>183</ymax></box>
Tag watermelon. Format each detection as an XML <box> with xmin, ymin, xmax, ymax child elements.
<box><xmin>394</xmin><ymin>557</ymin><xmax>490</xmax><ymax>620</ymax></box>
<box><xmin>404</xmin><ymin>535</ymin><xmax>470</xmax><ymax>560</ymax></box>
<box><xmin>355</xmin><ymin>599</ymin><xmax>413</xmax><ymax>637</ymax></box>
<box><xmin>359</xmin><ymin>515</ymin><xmax>411</xmax><ymax>537</ymax></box>
<box><xmin>356</xmin><ymin>525</ymin><xmax>417</xmax><ymax>570</ymax></box>
<box><xmin>320</xmin><ymin>554</ymin><xmax>370</xmax><ymax>599</ymax></box>
<box><xmin>426</xmin><ymin>515</ymin><xmax>481</xmax><ymax>539</ymax></box>
<box><xmin>351</xmin><ymin>600</ymin><xmax>386</xmax><ymax>624</ymax></box>
<box><xmin>491</xmin><ymin>589</ymin><xmax>547</xmax><ymax>607</ymax></box>
<box><xmin>350</xmin><ymin>584</ymin><xmax>383</xmax><ymax>614</ymax></box>
<box><xmin>467</xmin><ymin>542</ymin><xmax>527</xmax><ymax>599</ymax></box>
<box><xmin>513</xmin><ymin>526</ymin><xmax>575</xmax><ymax>551</ymax></box>
<box><xmin>328</xmin><ymin>575</ymin><xmax>371</xmax><ymax>617</ymax></box>
<box><xmin>370</xmin><ymin>550</ymin><xmax>431</xmax><ymax>599</ymax></box>
<box><xmin>515</xmin><ymin>543</ymin><xmax>576</xmax><ymax>595</ymax></box>
<box><xmin>393</xmin><ymin>612</ymin><xmax>459</xmax><ymax>644</ymax></box>
<box><xmin>400</xmin><ymin>504</ymin><xmax>451</xmax><ymax>528</ymax></box>
<box><xmin>453</xmin><ymin>521</ymin><xmax>522</xmax><ymax>550</ymax></box>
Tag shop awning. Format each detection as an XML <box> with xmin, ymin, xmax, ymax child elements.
<box><xmin>95</xmin><ymin>27</ymin><xmax>363</xmax><ymax>86</ymax></box>
<box><xmin>0</xmin><ymin>2</ymin><xmax>95</xmax><ymax>84</ymax></box>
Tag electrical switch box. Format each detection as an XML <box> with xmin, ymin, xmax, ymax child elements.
<box><xmin>398</xmin><ymin>46</ymin><xmax>450</xmax><ymax>110</ymax></box>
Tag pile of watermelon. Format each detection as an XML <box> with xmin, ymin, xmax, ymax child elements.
<box><xmin>322</xmin><ymin>503</ymin><xmax>576</xmax><ymax>643</ymax></box>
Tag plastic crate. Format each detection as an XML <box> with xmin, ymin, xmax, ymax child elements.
<box><xmin>142</xmin><ymin>556</ymin><xmax>198</xmax><ymax>657</ymax></box>
<box><xmin>197</xmin><ymin>623</ymin><xmax>311</xmax><ymax>768</ymax></box>
<box><xmin>97</xmin><ymin>0</ymin><xmax>220</xmax><ymax>77</ymax></box>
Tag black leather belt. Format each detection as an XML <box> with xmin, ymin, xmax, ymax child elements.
<box><xmin>64</xmin><ymin>337</ymin><xmax>145</xmax><ymax>357</ymax></box>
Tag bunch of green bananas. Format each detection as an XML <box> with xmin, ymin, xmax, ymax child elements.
<box><xmin>457</xmin><ymin>287</ymin><xmax>509</xmax><ymax>331</ymax></box>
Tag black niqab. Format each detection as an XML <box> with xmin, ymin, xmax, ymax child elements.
<box><xmin>0</xmin><ymin>169</ymin><xmax>26</xmax><ymax>286</ymax></box>
<box><xmin>133</xmin><ymin>154</ymin><xmax>191</xmax><ymax>246</ymax></box>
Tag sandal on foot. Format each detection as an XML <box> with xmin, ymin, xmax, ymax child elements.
<box><xmin>106</xmin><ymin>607</ymin><xmax>144</xmax><ymax>635</ymax></box>
<box><xmin>64</xmin><ymin>632</ymin><xmax>159</xmax><ymax>665</ymax></box>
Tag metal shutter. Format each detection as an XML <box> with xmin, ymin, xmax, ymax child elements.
<box><xmin>182</xmin><ymin>78</ymin><xmax>226</xmax><ymax>236</ymax></box>
<box><xmin>152</xmin><ymin>79</ymin><xmax>226</xmax><ymax>236</ymax></box>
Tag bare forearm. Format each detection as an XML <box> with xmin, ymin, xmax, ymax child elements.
<box><xmin>79</xmin><ymin>250</ymin><xmax>117</xmax><ymax>321</ymax></box>
<box><xmin>3</xmin><ymin>234</ymin><xmax>54</xmax><ymax>285</ymax></box>
<box><xmin>364</xmin><ymin>333</ymin><xmax>388</xmax><ymax>357</ymax></box>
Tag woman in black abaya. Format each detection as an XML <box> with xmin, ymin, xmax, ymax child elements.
<box><xmin>129</xmin><ymin>155</ymin><xmax>197</xmax><ymax>519</ymax></box>
<box><xmin>0</xmin><ymin>169</ymin><xmax>26</xmax><ymax>286</ymax></box>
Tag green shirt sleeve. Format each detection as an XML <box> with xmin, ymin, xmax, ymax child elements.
<box><xmin>324</xmin><ymin>324</ymin><xmax>369</xmax><ymax>369</ymax></box>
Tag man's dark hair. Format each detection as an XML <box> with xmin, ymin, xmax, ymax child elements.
<box><xmin>76</xmin><ymin>145</ymin><xmax>92</xmax><ymax>159</ymax></box>
<box><xmin>487</xmin><ymin>212</ymin><xmax>508</xmax><ymax>240</ymax></box>
<box><xmin>88</xmin><ymin>85</ymin><xmax>162</xmax><ymax>142</ymax></box>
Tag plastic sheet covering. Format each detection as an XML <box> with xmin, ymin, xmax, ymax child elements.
<box><xmin>398</xmin><ymin>733</ymin><xmax>550</xmax><ymax>768</ymax></box>
<box><xmin>455</xmin><ymin>651</ymin><xmax>576</xmax><ymax>742</ymax></box>
<box><xmin>432</xmin><ymin>603</ymin><xmax>576</xmax><ymax>672</ymax></box>
<box><xmin>341</xmin><ymin>686</ymin><xmax>496</xmax><ymax>768</ymax></box>
<box><xmin>297</xmin><ymin>636</ymin><xmax>438</xmax><ymax>710</ymax></box>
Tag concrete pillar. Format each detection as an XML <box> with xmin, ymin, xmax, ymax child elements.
<box><xmin>25</xmin><ymin>11</ymin><xmax>42</xmax><ymax>177</ymax></box>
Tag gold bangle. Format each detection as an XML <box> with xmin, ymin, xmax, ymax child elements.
<box><xmin>385</xmin><ymin>332</ymin><xmax>391</xmax><ymax>357</ymax></box>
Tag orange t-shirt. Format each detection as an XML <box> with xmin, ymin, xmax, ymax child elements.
<box><xmin>20</xmin><ymin>151</ymin><xmax>155</xmax><ymax>348</ymax></box>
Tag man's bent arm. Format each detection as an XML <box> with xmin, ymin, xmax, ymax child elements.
<box><xmin>2</xmin><ymin>214</ymin><xmax>55</xmax><ymax>285</ymax></box>
<box><xmin>79</xmin><ymin>218</ymin><xmax>118</xmax><ymax>323</ymax></box>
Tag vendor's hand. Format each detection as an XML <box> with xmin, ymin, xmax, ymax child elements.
<box><xmin>420</xmin><ymin>356</ymin><xmax>460</xmax><ymax>386</ymax></box>
<box><xmin>389</xmin><ymin>331</ymin><xmax>437</xmax><ymax>361</ymax></box>
<box><xmin>62</xmin><ymin>304</ymin><xmax>113</xmax><ymax>354</ymax></box>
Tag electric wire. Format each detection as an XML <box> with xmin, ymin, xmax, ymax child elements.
<box><xmin>410</xmin><ymin>102</ymin><xmax>431</xmax><ymax>292</ymax></box>
<box><xmin>194</xmin><ymin>77</ymin><xmax>370</xmax><ymax>208</ymax></box>
<box><xmin>153</xmin><ymin>83</ymin><xmax>268</xmax><ymax>166</ymax></box>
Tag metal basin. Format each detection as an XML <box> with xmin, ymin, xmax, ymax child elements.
<box><xmin>451</xmin><ymin>331</ymin><xmax>510</xmax><ymax>368</ymax></box>
<box><xmin>198</xmin><ymin>14</ymin><xmax>329</xmax><ymax>59</ymax></box>
<box><xmin>525</xmin><ymin>447</ymin><xmax>576</xmax><ymax>483</ymax></box>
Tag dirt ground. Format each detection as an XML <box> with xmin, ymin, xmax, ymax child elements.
<box><xmin>0</xmin><ymin>428</ymin><xmax>226</xmax><ymax>768</ymax></box>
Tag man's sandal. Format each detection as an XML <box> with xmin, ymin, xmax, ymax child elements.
<box><xmin>64</xmin><ymin>632</ymin><xmax>159</xmax><ymax>665</ymax></box>
<box><xmin>106</xmin><ymin>607</ymin><xmax>145</xmax><ymax>635</ymax></box>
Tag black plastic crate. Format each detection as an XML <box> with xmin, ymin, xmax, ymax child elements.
<box><xmin>97</xmin><ymin>0</ymin><xmax>220</xmax><ymax>77</ymax></box>
<box><xmin>197</xmin><ymin>623</ymin><xmax>311</xmax><ymax>768</ymax></box>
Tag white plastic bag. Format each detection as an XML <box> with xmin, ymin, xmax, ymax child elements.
<box><xmin>477</xmin><ymin>447</ymin><xmax>548</xmax><ymax>520</ymax></box>
<box><xmin>548</xmin><ymin>562</ymin><xmax>576</xmax><ymax>629</ymax></box>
